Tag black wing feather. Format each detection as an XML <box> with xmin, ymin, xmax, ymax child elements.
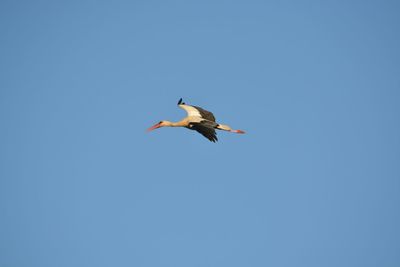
<box><xmin>178</xmin><ymin>98</ymin><xmax>185</xmax><ymax>105</ymax></box>
<box><xmin>190</xmin><ymin>123</ymin><xmax>218</xmax><ymax>142</ymax></box>
<box><xmin>192</xmin><ymin>105</ymin><xmax>216</xmax><ymax>122</ymax></box>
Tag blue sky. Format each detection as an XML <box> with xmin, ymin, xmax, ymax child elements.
<box><xmin>1</xmin><ymin>1</ymin><xmax>399</xmax><ymax>266</ymax></box>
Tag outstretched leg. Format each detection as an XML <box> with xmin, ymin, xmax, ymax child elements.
<box><xmin>216</xmin><ymin>124</ymin><xmax>245</xmax><ymax>134</ymax></box>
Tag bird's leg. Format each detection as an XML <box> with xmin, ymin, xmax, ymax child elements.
<box><xmin>216</xmin><ymin>124</ymin><xmax>245</xmax><ymax>134</ymax></box>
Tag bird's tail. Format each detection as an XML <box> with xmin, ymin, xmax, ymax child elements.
<box><xmin>217</xmin><ymin>124</ymin><xmax>245</xmax><ymax>134</ymax></box>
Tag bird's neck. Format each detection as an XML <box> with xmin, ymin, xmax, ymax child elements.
<box><xmin>164</xmin><ymin>121</ymin><xmax>183</xmax><ymax>127</ymax></box>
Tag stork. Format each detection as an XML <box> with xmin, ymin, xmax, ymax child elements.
<box><xmin>147</xmin><ymin>98</ymin><xmax>245</xmax><ymax>142</ymax></box>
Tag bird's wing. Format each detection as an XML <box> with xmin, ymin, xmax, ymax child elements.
<box><xmin>178</xmin><ymin>99</ymin><xmax>216</xmax><ymax>122</ymax></box>
<box><xmin>192</xmin><ymin>105</ymin><xmax>216</xmax><ymax>122</ymax></box>
<box><xmin>190</xmin><ymin>122</ymin><xmax>218</xmax><ymax>142</ymax></box>
<box><xmin>179</xmin><ymin>104</ymin><xmax>202</xmax><ymax>117</ymax></box>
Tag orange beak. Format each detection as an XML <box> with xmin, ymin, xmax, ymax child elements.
<box><xmin>147</xmin><ymin>122</ymin><xmax>162</xmax><ymax>132</ymax></box>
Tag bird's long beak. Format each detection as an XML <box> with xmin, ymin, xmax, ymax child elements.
<box><xmin>147</xmin><ymin>122</ymin><xmax>162</xmax><ymax>132</ymax></box>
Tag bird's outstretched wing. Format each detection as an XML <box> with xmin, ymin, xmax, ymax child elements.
<box><xmin>192</xmin><ymin>105</ymin><xmax>216</xmax><ymax>122</ymax></box>
<box><xmin>189</xmin><ymin>122</ymin><xmax>218</xmax><ymax>142</ymax></box>
<box><xmin>178</xmin><ymin>98</ymin><xmax>216</xmax><ymax>122</ymax></box>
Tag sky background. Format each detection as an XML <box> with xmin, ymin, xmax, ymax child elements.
<box><xmin>1</xmin><ymin>1</ymin><xmax>400</xmax><ymax>266</ymax></box>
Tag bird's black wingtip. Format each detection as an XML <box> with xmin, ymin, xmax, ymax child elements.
<box><xmin>177</xmin><ymin>98</ymin><xmax>185</xmax><ymax>105</ymax></box>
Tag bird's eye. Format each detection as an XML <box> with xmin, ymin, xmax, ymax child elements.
<box><xmin>159</xmin><ymin>121</ymin><xmax>163</xmax><ymax>124</ymax></box>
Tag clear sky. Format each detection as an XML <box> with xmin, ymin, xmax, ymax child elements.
<box><xmin>1</xmin><ymin>1</ymin><xmax>399</xmax><ymax>266</ymax></box>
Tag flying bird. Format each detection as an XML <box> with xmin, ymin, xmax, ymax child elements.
<box><xmin>147</xmin><ymin>98</ymin><xmax>245</xmax><ymax>142</ymax></box>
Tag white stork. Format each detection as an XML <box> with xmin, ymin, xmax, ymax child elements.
<box><xmin>147</xmin><ymin>98</ymin><xmax>245</xmax><ymax>142</ymax></box>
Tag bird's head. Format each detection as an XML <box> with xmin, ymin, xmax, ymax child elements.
<box><xmin>147</xmin><ymin>120</ymin><xmax>172</xmax><ymax>132</ymax></box>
